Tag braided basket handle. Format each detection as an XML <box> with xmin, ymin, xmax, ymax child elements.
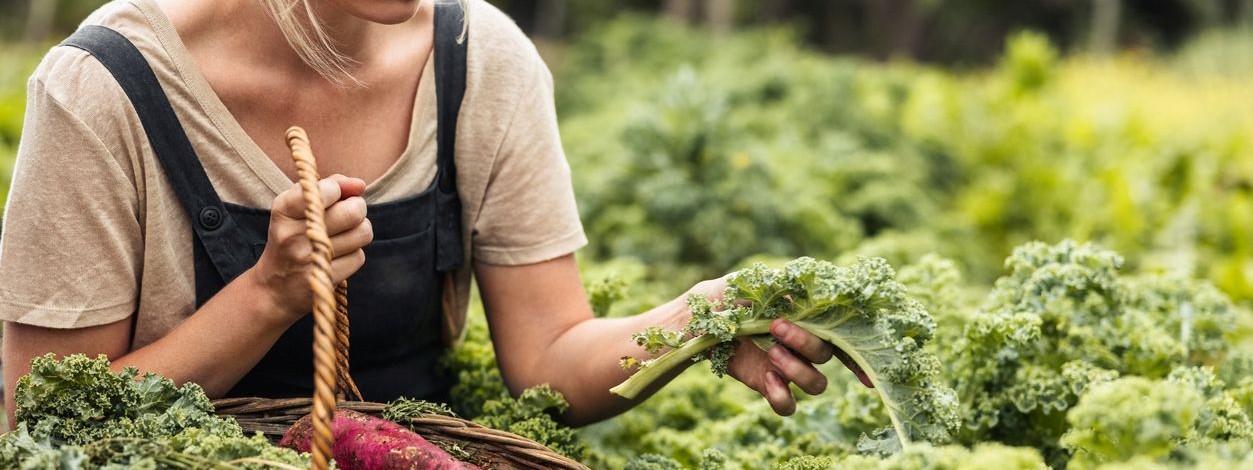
<box><xmin>286</xmin><ymin>127</ymin><xmax>362</xmax><ymax>470</ymax></box>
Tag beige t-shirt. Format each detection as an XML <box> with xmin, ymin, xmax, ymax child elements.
<box><xmin>0</xmin><ymin>0</ymin><xmax>586</xmax><ymax>347</ymax></box>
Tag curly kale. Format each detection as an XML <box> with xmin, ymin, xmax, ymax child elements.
<box><xmin>1</xmin><ymin>426</ymin><xmax>309</xmax><ymax>470</ymax></box>
<box><xmin>474</xmin><ymin>384</ymin><xmax>586</xmax><ymax>460</ymax></box>
<box><xmin>439</xmin><ymin>314</ymin><xmax>587</xmax><ymax>460</ymax></box>
<box><xmin>1122</xmin><ymin>275</ymin><xmax>1241</xmax><ymax>366</ymax></box>
<box><xmin>14</xmin><ymin>353</ymin><xmax>238</xmax><ymax>446</ymax></box>
<box><xmin>772</xmin><ymin>455</ymin><xmax>835</xmax><ymax>470</ymax></box>
<box><xmin>612</xmin><ymin>256</ymin><xmax>959</xmax><ymax>453</ymax></box>
<box><xmin>949</xmin><ymin>240</ymin><xmax>1245</xmax><ymax>466</ymax></box>
<box><xmin>1168</xmin><ymin>367</ymin><xmax>1253</xmax><ymax>448</ymax></box>
<box><xmin>586</xmin><ymin>273</ymin><xmax>630</xmax><ymax>318</ymax></box>
<box><xmin>441</xmin><ymin>317</ymin><xmax>509</xmax><ymax>418</ymax></box>
<box><xmin>0</xmin><ymin>354</ymin><xmax>310</xmax><ymax>470</ymax></box>
<box><xmin>625</xmin><ymin>453</ymin><xmax>684</xmax><ymax>470</ymax></box>
<box><xmin>623</xmin><ymin>449</ymin><xmax>734</xmax><ymax>470</ymax></box>
<box><xmin>696</xmin><ymin>448</ymin><xmax>728</xmax><ymax>469</ymax></box>
<box><xmin>1059</xmin><ymin>370</ymin><xmax>1253</xmax><ymax>470</ymax></box>
<box><xmin>1061</xmin><ymin>376</ymin><xmax>1202</xmax><ymax>468</ymax></box>
<box><xmin>833</xmin><ymin>443</ymin><xmax>1048</xmax><ymax>470</ymax></box>
<box><xmin>896</xmin><ymin>254</ymin><xmax>965</xmax><ymax>327</ymax></box>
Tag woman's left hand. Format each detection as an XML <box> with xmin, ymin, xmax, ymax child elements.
<box><xmin>683</xmin><ymin>278</ymin><xmax>873</xmax><ymax>416</ymax></box>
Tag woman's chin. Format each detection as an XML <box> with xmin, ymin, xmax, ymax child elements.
<box><xmin>337</xmin><ymin>0</ymin><xmax>423</xmax><ymax>26</ymax></box>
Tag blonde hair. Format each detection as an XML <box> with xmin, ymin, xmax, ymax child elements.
<box><xmin>261</xmin><ymin>0</ymin><xmax>467</xmax><ymax>87</ymax></box>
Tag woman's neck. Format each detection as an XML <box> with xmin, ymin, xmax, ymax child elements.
<box><xmin>163</xmin><ymin>0</ymin><xmax>424</xmax><ymax>82</ymax></box>
<box><xmin>298</xmin><ymin>1</ymin><xmax>381</xmax><ymax>64</ymax></box>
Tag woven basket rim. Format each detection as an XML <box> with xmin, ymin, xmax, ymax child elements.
<box><xmin>213</xmin><ymin>396</ymin><xmax>590</xmax><ymax>470</ymax></box>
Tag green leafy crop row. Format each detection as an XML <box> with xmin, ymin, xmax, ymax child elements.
<box><xmin>576</xmin><ymin>241</ymin><xmax>1253</xmax><ymax>470</ymax></box>
<box><xmin>557</xmin><ymin>19</ymin><xmax>1253</xmax><ymax>303</ymax></box>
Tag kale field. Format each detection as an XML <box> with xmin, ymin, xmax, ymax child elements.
<box><xmin>1</xmin><ymin>16</ymin><xmax>1252</xmax><ymax>470</ymax></box>
<box><xmin>523</xmin><ymin>19</ymin><xmax>1253</xmax><ymax>469</ymax></box>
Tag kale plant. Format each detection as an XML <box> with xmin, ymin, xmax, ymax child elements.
<box><xmin>612</xmin><ymin>256</ymin><xmax>959</xmax><ymax>453</ymax></box>
<box><xmin>440</xmin><ymin>314</ymin><xmax>587</xmax><ymax>459</ymax></box>
<box><xmin>949</xmin><ymin>240</ymin><xmax>1243</xmax><ymax>466</ymax></box>
<box><xmin>475</xmin><ymin>384</ymin><xmax>587</xmax><ymax>460</ymax></box>
<box><xmin>0</xmin><ymin>354</ymin><xmax>309</xmax><ymax>469</ymax></box>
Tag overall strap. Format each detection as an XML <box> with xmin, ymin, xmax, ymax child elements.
<box><xmin>434</xmin><ymin>0</ymin><xmax>468</xmax><ymax>273</ymax></box>
<box><xmin>62</xmin><ymin>26</ymin><xmax>254</xmax><ymax>284</ymax></box>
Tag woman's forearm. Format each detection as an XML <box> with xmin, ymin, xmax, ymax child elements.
<box><xmin>114</xmin><ymin>177</ymin><xmax>368</xmax><ymax>396</ymax></box>
<box><xmin>475</xmin><ymin>255</ymin><xmax>714</xmax><ymax>426</ymax></box>
<box><xmin>525</xmin><ymin>297</ymin><xmax>693</xmax><ymax>426</ymax></box>
<box><xmin>111</xmin><ymin>268</ymin><xmax>297</xmax><ymax>396</ymax></box>
<box><xmin>2</xmin><ymin>267</ymin><xmax>297</xmax><ymax>428</ymax></box>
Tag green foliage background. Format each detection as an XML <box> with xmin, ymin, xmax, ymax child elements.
<box><xmin>553</xmin><ymin>20</ymin><xmax>1253</xmax><ymax>469</ymax></box>
<box><xmin>559</xmin><ymin>19</ymin><xmax>1253</xmax><ymax>303</ymax></box>
<box><xmin>0</xmin><ymin>45</ymin><xmax>38</xmax><ymax>213</ymax></box>
<box><xmin>1</xmin><ymin>12</ymin><xmax>1252</xmax><ymax>470</ymax></box>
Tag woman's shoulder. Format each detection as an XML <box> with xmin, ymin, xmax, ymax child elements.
<box><xmin>26</xmin><ymin>48</ymin><xmax>135</xmax><ymax>162</ymax></box>
<box><xmin>29</xmin><ymin>0</ymin><xmax>159</xmax><ymax>123</ymax></box>
<box><xmin>21</xmin><ymin>1</ymin><xmax>164</xmax><ymax>190</ymax></box>
<box><xmin>465</xmin><ymin>0</ymin><xmax>551</xmax><ymax>84</ymax></box>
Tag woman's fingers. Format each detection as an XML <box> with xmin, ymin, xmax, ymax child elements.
<box><xmin>271</xmin><ymin>176</ymin><xmax>365</xmax><ymax>221</ymax></box>
<box><xmin>326</xmin><ymin>174</ymin><xmax>366</xmax><ymax>199</ymax></box>
<box><xmin>271</xmin><ymin>178</ymin><xmax>341</xmax><ymax>219</ymax></box>
<box><xmin>771</xmin><ymin>319</ymin><xmax>873</xmax><ymax>388</ymax></box>
<box><xmin>771</xmin><ymin>319</ymin><xmax>834</xmax><ymax>364</ymax></box>
<box><xmin>768</xmin><ymin>345</ymin><xmax>828</xmax><ymax>395</ymax></box>
<box><xmin>834</xmin><ymin>348</ymin><xmax>875</xmax><ymax>388</ymax></box>
<box><xmin>328</xmin><ymin>218</ymin><xmax>373</xmax><ymax>256</ymax></box>
<box><xmin>270</xmin><ymin>185</ymin><xmax>304</xmax><ymax>220</ymax></box>
<box><xmin>329</xmin><ymin>249</ymin><xmax>366</xmax><ymax>284</ymax></box>
<box><xmin>323</xmin><ymin>197</ymin><xmax>368</xmax><ymax>235</ymax></box>
<box><xmin>763</xmin><ymin>371</ymin><xmax>796</xmax><ymax>416</ymax></box>
<box><xmin>728</xmin><ymin>340</ymin><xmax>797</xmax><ymax>416</ymax></box>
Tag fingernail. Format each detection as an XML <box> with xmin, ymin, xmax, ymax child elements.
<box><xmin>775</xmin><ymin>321</ymin><xmax>791</xmax><ymax>337</ymax></box>
<box><xmin>768</xmin><ymin>346</ymin><xmax>784</xmax><ymax>362</ymax></box>
<box><xmin>766</xmin><ymin>371</ymin><xmax>782</xmax><ymax>387</ymax></box>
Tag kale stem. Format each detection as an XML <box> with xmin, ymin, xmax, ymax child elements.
<box><xmin>611</xmin><ymin>320</ymin><xmax>774</xmax><ymax>399</ymax></box>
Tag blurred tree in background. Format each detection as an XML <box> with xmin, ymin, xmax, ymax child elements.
<box><xmin>3</xmin><ymin>0</ymin><xmax>1253</xmax><ymax>63</ymax></box>
<box><xmin>501</xmin><ymin>0</ymin><xmax>1253</xmax><ymax>63</ymax></box>
<box><xmin>1</xmin><ymin>0</ymin><xmax>113</xmax><ymax>42</ymax></box>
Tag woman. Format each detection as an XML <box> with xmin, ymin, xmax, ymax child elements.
<box><xmin>0</xmin><ymin>0</ymin><xmax>860</xmax><ymax>428</ymax></box>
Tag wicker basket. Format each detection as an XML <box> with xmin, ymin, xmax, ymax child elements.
<box><xmin>211</xmin><ymin>127</ymin><xmax>588</xmax><ymax>470</ymax></box>
<box><xmin>212</xmin><ymin>397</ymin><xmax>587</xmax><ymax>469</ymax></box>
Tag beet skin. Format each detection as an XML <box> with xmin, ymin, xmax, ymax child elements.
<box><xmin>280</xmin><ymin>409</ymin><xmax>478</xmax><ymax>469</ymax></box>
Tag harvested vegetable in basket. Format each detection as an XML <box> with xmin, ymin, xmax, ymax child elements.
<box><xmin>281</xmin><ymin>409</ymin><xmax>480</xmax><ymax>470</ymax></box>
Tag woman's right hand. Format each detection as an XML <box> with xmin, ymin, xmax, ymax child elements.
<box><xmin>251</xmin><ymin>174</ymin><xmax>373</xmax><ymax>323</ymax></box>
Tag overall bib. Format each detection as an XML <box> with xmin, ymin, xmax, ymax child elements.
<box><xmin>61</xmin><ymin>1</ymin><xmax>468</xmax><ymax>403</ymax></box>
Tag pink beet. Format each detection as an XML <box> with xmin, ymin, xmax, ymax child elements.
<box><xmin>280</xmin><ymin>409</ymin><xmax>479</xmax><ymax>470</ymax></box>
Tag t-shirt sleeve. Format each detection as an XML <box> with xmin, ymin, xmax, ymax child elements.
<box><xmin>0</xmin><ymin>73</ymin><xmax>142</xmax><ymax>328</ymax></box>
<box><xmin>470</xmin><ymin>55</ymin><xmax>587</xmax><ymax>266</ymax></box>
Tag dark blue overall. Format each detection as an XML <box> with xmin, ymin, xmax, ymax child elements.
<box><xmin>61</xmin><ymin>2</ymin><xmax>468</xmax><ymax>403</ymax></box>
